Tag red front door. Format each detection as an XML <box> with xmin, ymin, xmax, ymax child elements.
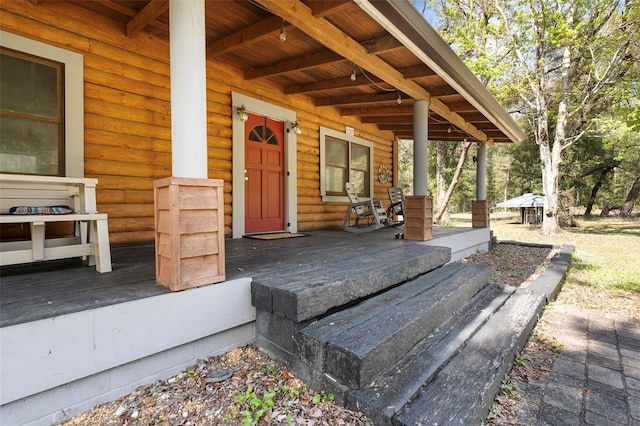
<box><xmin>244</xmin><ymin>113</ymin><xmax>285</xmax><ymax>234</ymax></box>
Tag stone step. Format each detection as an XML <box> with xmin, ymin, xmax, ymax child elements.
<box><xmin>295</xmin><ymin>262</ymin><xmax>493</xmax><ymax>389</ymax></box>
<box><xmin>346</xmin><ymin>283</ymin><xmax>515</xmax><ymax>425</ymax></box>
<box><xmin>393</xmin><ymin>288</ymin><xmax>546</xmax><ymax>426</ymax></box>
<box><xmin>251</xmin><ymin>244</ymin><xmax>451</xmax><ymax>321</ymax></box>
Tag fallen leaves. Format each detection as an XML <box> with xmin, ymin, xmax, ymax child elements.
<box><xmin>60</xmin><ymin>345</ymin><xmax>373</xmax><ymax>426</ymax></box>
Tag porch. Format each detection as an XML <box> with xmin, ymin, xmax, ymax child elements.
<box><xmin>0</xmin><ymin>226</ymin><xmax>486</xmax><ymax>329</ymax></box>
<box><xmin>0</xmin><ymin>226</ymin><xmax>491</xmax><ymax>426</ymax></box>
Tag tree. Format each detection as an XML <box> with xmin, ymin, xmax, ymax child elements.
<box><xmin>421</xmin><ymin>0</ymin><xmax>640</xmax><ymax>234</ymax></box>
<box><xmin>434</xmin><ymin>140</ymin><xmax>473</xmax><ymax>223</ymax></box>
<box><xmin>621</xmin><ymin>176</ymin><xmax>640</xmax><ymax>216</ymax></box>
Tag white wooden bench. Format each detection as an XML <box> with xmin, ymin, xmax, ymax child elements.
<box><xmin>0</xmin><ymin>173</ymin><xmax>112</xmax><ymax>272</ymax></box>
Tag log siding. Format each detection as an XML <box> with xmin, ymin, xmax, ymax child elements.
<box><xmin>0</xmin><ymin>0</ymin><xmax>396</xmax><ymax>243</ymax></box>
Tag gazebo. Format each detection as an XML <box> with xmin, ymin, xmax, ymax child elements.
<box><xmin>497</xmin><ymin>193</ymin><xmax>544</xmax><ymax>224</ymax></box>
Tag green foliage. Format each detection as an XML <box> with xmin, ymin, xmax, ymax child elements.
<box><xmin>234</xmin><ymin>384</ymin><xmax>276</xmax><ymax>426</ymax></box>
<box><xmin>419</xmin><ymin>0</ymin><xmax>640</xmax><ymax>224</ymax></box>
<box><xmin>232</xmin><ymin>382</ymin><xmax>333</xmax><ymax>425</ymax></box>
<box><xmin>257</xmin><ymin>363</ymin><xmax>279</xmax><ymax>376</ymax></box>
<box><xmin>515</xmin><ymin>353</ymin><xmax>530</xmax><ymax>366</ymax></box>
<box><xmin>500</xmin><ymin>379</ymin><xmax>517</xmax><ymax>397</ymax></box>
<box><xmin>312</xmin><ymin>391</ymin><xmax>334</xmax><ymax>404</ymax></box>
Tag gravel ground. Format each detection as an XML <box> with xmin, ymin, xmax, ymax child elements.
<box><xmin>60</xmin><ymin>242</ymin><xmax>552</xmax><ymax>426</ymax></box>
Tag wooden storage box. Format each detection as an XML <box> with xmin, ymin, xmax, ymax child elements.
<box><xmin>472</xmin><ymin>200</ymin><xmax>489</xmax><ymax>228</ymax></box>
<box><xmin>154</xmin><ymin>177</ymin><xmax>225</xmax><ymax>291</ymax></box>
<box><xmin>404</xmin><ymin>196</ymin><xmax>433</xmax><ymax>241</ymax></box>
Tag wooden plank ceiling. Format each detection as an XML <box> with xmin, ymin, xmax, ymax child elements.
<box><xmin>67</xmin><ymin>0</ymin><xmax>518</xmax><ymax>143</ymax></box>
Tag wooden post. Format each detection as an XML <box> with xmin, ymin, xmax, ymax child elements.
<box><xmin>472</xmin><ymin>200</ymin><xmax>489</xmax><ymax>228</ymax></box>
<box><xmin>404</xmin><ymin>196</ymin><xmax>433</xmax><ymax>241</ymax></box>
<box><xmin>154</xmin><ymin>177</ymin><xmax>225</xmax><ymax>291</ymax></box>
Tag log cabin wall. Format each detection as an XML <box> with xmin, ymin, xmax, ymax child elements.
<box><xmin>0</xmin><ymin>1</ymin><xmax>395</xmax><ymax>244</ymax></box>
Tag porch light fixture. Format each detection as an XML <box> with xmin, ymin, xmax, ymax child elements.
<box><xmin>289</xmin><ymin>120</ymin><xmax>302</xmax><ymax>135</ymax></box>
<box><xmin>279</xmin><ymin>19</ymin><xmax>286</xmax><ymax>42</ymax></box>
<box><xmin>350</xmin><ymin>63</ymin><xmax>357</xmax><ymax>81</ymax></box>
<box><xmin>447</xmin><ymin>126</ymin><xmax>452</xmax><ymax>133</ymax></box>
<box><xmin>397</xmin><ymin>91</ymin><xmax>402</xmax><ymax>105</ymax></box>
<box><xmin>236</xmin><ymin>105</ymin><xmax>248</xmax><ymax>122</ymax></box>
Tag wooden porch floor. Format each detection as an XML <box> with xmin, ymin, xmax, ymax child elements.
<box><xmin>0</xmin><ymin>227</ymin><xmax>475</xmax><ymax>328</ymax></box>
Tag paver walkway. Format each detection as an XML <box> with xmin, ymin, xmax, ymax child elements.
<box><xmin>508</xmin><ymin>303</ymin><xmax>640</xmax><ymax>425</ymax></box>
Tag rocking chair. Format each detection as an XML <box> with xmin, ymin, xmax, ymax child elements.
<box><xmin>342</xmin><ymin>182</ymin><xmax>388</xmax><ymax>233</ymax></box>
<box><xmin>386</xmin><ymin>186</ymin><xmax>405</xmax><ymax>227</ymax></box>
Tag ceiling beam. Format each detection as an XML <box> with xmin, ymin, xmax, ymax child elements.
<box><xmin>445</xmin><ymin>101</ymin><xmax>477</xmax><ymax>112</ymax></box>
<box><xmin>362</xmin><ymin>34</ymin><xmax>404</xmax><ymax>54</ymax></box>
<box><xmin>427</xmin><ymin>86</ymin><xmax>459</xmax><ymax>97</ymax></box>
<box><xmin>316</xmin><ymin>92</ymin><xmax>406</xmax><ymax>106</ymax></box>
<box><xmin>253</xmin><ymin>0</ymin><xmax>491</xmax><ymax>143</ymax></box>
<box><xmin>246</xmin><ymin>50</ymin><xmax>343</xmax><ymax>79</ymax></box>
<box><xmin>99</xmin><ymin>1</ymin><xmax>137</xmax><ymax>17</ymax></box>
<box><xmin>284</xmin><ymin>75</ymin><xmax>381</xmax><ymax>94</ymax></box>
<box><xmin>207</xmin><ymin>16</ymin><xmax>283</xmax><ymax>56</ymax></box>
<box><xmin>285</xmin><ymin>63</ymin><xmax>440</xmax><ymax>94</ymax></box>
<box><xmin>126</xmin><ymin>0</ymin><xmax>169</xmax><ymax>38</ymax></box>
<box><xmin>378</xmin><ymin>124</ymin><xmax>413</xmax><ymax>131</ymax></box>
<box><xmin>362</xmin><ymin>116</ymin><xmax>413</xmax><ymax>124</ymax></box>
<box><xmin>401</xmin><ymin>65</ymin><xmax>437</xmax><ymax>79</ymax></box>
<box><xmin>307</xmin><ymin>0</ymin><xmax>353</xmax><ymax>17</ymax></box>
<box><xmin>457</xmin><ymin>112</ymin><xmax>492</xmax><ymax>123</ymax></box>
<box><xmin>341</xmin><ymin>106</ymin><xmax>414</xmax><ymax>116</ymax></box>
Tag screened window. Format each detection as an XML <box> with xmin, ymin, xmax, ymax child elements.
<box><xmin>320</xmin><ymin>127</ymin><xmax>374</xmax><ymax>201</ymax></box>
<box><xmin>0</xmin><ymin>47</ymin><xmax>64</xmax><ymax>176</ymax></box>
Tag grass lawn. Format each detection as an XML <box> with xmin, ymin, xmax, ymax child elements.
<box><xmin>454</xmin><ymin>212</ymin><xmax>640</xmax><ymax>318</ymax></box>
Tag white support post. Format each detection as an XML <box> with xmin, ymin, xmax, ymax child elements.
<box><xmin>169</xmin><ymin>0</ymin><xmax>208</xmax><ymax>179</ymax></box>
<box><xmin>476</xmin><ymin>142</ymin><xmax>487</xmax><ymax>200</ymax></box>
<box><xmin>413</xmin><ymin>100</ymin><xmax>429</xmax><ymax>196</ymax></box>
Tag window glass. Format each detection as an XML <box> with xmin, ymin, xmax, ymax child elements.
<box><xmin>264</xmin><ymin>127</ymin><xmax>277</xmax><ymax>145</ymax></box>
<box><xmin>0</xmin><ymin>48</ymin><xmax>63</xmax><ymax>176</ymax></box>
<box><xmin>325</xmin><ymin>137</ymin><xmax>348</xmax><ymax>196</ymax></box>
<box><xmin>350</xmin><ymin>143</ymin><xmax>370</xmax><ymax>196</ymax></box>
<box><xmin>249</xmin><ymin>125</ymin><xmax>279</xmax><ymax>145</ymax></box>
<box><xmin>0</xmin><ymin>116</ymin><xmax>59</xmax><ymax>175</ymax></box>
<box><xmin>351</xmin><ymin>143</ymin><xmax>369</xmax><ymax>170</ymax></box>
<box><xmin>326</xmin><ymin>166</ymin><xmax>346</xmax><ymax>194</ymax></box>
<box><xmin>326</xmin><ymin>138</ymin><xmax>347</xmax><ymax>166</ymax></box>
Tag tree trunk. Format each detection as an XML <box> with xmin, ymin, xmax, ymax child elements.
<box><xmin>541</xmin><ymin>5</ymin><xmax>575</xmax><ymax>235</ymax></box>
<box><xmin>584</xmin><ymin>166</ymin><xmax>615</xmax><ymax>217</ymax></box>
<box><xmin>434</xmin><ymin>141</ymin><xmax>473</xmax><ymax>223</ymax></box>
<box><xmin>435</xmin><ymin>141</ymin><xmax>450</xmax><ymax>224</ymax></box>
<box><xmin>620</xmin><ymin>176</ymin><xmax>640</xmax><ymax>217</ymax></box>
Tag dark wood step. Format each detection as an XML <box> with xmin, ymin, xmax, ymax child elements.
<box><xmin>295</xmin><ymin>262</ymin><xmax>493</xmax><ymax>389</ymax></box>
<box><xmin>346</xmin><ymin>283</ymin><xmax>515</xmax><ymax>425</ymax></box>
<box><xmin>393</xmin><ymin>288</ymin><xmax>546</xmax><ymax>426</ymax></box>
<box><xmin>251</xmin><ymin>244</ymin><xmax>451</xmax><ymax>321</ymax></box>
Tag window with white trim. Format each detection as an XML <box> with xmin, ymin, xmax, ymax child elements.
<box><xmin>320</xmin><ymin>127</ymin><xmax>374</xmax><ymax>202</ymax></box>
<box><xmin>0</xmin><ymin>31</ymin><xmax>84</xmax><ymax>177</ymax></box>
<box><xmin>1</xmin><ymin>47</ymin><xmax>64</xmax><ymax>176</ymax></box>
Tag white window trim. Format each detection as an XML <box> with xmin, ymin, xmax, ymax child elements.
<box><xmin>1</xmin><ymin>31</ymin><xmax>84</xmax><ymax>177</ymax></box>
<box><xmin>320</xmin><ymin>126</ymin><xmax>374</xmax><ymax>203</ymax></box>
